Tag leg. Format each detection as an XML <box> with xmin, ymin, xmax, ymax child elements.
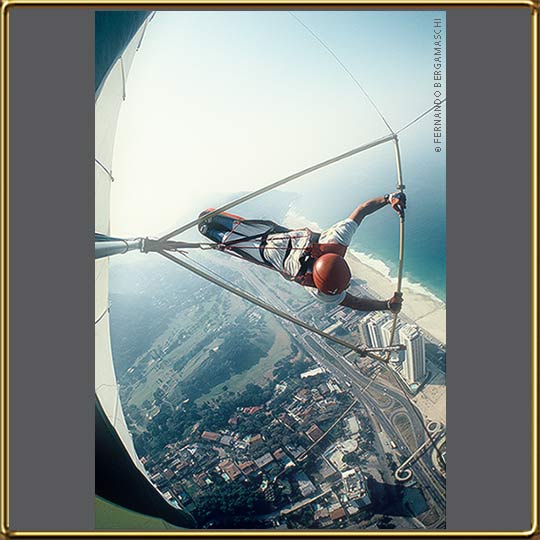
<box><xmin>198</xmin><ymin>210</ymin><xmax>238</xmax><ymax>243</ymax></box>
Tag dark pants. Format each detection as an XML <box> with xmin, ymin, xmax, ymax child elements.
<box><xmin>198</xmin><ymin>210</ymin><xmax>289</xmax><ymax>267</ymax></box>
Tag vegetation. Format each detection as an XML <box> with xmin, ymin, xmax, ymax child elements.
<box><xmin>133</xmin><ymin>382</ymin><xmax>274</xmax><ymax>456</ymax></box>
<box><xmin>180</xmin><ymin>334</ymin><xmax>272</xmax><ymax>400</ymax></box>
<box><xmin>95</xmin><ymin>497</ymin><xmax>179</xmax><ymax>530</ymax></box>
<box><xmin>193</xmin><ymin>479</ymin><xmax>271</xmax><ymax>528</ymax></box>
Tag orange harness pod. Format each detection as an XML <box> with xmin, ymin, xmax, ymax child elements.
<box><xmin>293</xmin><ymin>241</ymin><xmax>347</xmax><ymax>288</ymax></box>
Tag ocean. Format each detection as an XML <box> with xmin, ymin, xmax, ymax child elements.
<box><xmin>275</xmin><ymin>135</ymin><xmax>446</xmax><ymax>303</ymax></box>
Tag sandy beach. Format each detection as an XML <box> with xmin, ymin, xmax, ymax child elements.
<box><xmin>346</xmin><ymin>252</ymin><xmax>446</xmax><ymax>345</ymax></box>
<box><xmin>284</xmin><ymin>210</ymin><xmax>446</xmax><ymax>345</ymax></box>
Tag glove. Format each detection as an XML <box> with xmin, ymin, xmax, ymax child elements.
<box><xmin>386</xmin><ymin>192</ymin><xmax>406</xmax><ymax>218</ymax></box>
<box><xmin>387</xmin><ymin>292</ymin><xmax>403</xmax><ymax>314</ymax></box>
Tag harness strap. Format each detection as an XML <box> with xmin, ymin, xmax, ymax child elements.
<box><xmin>220</xmin><ymin>230</ymin><xmax>270</xmax><ymax>248</ymax></box>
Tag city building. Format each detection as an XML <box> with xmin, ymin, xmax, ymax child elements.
<box><xmin>399</xmin><ymin>324</ymin><xmax>426</xmax><ymax>385</ymax></box>
<box><xmin>220</xmin><ymin>435</ymin><xmax>233</xmax><ymax>446</ymax></box>
<box><xmin>329</xmin><ymin>507</ymin><xmax>346</xmax><ymax>522</ymax></box>
<box><xmin>358</xmin><ymin>317</ymin><xmax>372</xmax><ymax>348</ymax></box>
<box><xmin>248</xmin><ymin>434</ymin><xmax>264</xmax><ymax>450</ymax></box>
<box><xmin>238</xmin><ymin>460</ymin><xmax>257</xmax><ymax>475</ymax></box>
<box><xmin>300</xmin><ymin>367</ymin><xmax>325</xmax><ymax>379</ymax></box>
<box><xmin>255</xmin><ymin>452</ymin><xmax>275</xmax><ymax>470</ymax></box>
<box><xmin>306</xmin><ymin>424</ymin><xmax>325</xmax><ymax>442</ymax></box>
<box><xmin>359</xmin><ymin>312</ymin><xmax>389</xmax><ymax>349</ymax></box>
<box><xmin>317</xmin><ymin>458</ymin><xmax>341</xmax><ymax>483</ymax></box>
<box><xmin>201</xmin><ymin>431</ymin><xmax>220</xmax><ymax>442</ymax></box>
<box><xmin>219</xmin><ymin>459</ymin><xmax>242</xmax><ymax>482</ymax></box>
<box><xmin>295</xmin><ymin>471</ymin><xmax>316</xmax><ymax>497</ymax></box>
<box><xmin>381</xmin><ymin>317</ymin><xmax>401</xmax><ymax>348</ymax></box>
<box><xmin>342</xmin><ymin>469</ymin><xmax>372</xmax><ymax>508</ymax></box>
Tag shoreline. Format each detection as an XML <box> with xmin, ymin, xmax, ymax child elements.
<box><xmin>283</xmin><ymin>208</ymin><xmax>447</xmax><ymax>345</ymax></box>
<box><xmin>346</xmin><ymin>251</ymin><xmax>446</xmax><ymax>345</ymax></box>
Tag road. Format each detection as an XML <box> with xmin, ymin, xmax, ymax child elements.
<box><xmin>298</xmin><ymin>332</ymin><xmax>446</xmax><ymax>518</ymax></box>
<box><xmin>242</xmin><ymin>269</ymin><xmax>446</xmax><ymax>527</ymax></box>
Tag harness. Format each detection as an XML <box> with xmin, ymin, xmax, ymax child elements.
<box><xmin>219</xmin><ymin>223</ymin><xmax>347</xmax><ymax>289</ymax></box>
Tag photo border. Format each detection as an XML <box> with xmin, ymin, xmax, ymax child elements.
<box><xmin>0</xmin><ymin>2</ymin><xmax>537</xmax><ymax>538</ymax></box>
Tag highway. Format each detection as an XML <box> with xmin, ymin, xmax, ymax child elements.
<box><xmin>242</xmin><ymin>269</ymin><xmax>446</xmax><ymax>527</ymax></box>
<box><xmin>297</xmin><ymin>331</ymin><xmax>446</xmax><ymax>520</ymax></box>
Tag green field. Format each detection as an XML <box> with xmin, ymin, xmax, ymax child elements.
<box><xmin>126</xmin><ymin>275</ymin><xmax>296</xmax><ymax>411</ymax></box>
<box><xmin>95</xmin><ymin>497</ymin><xmax>181</xmax><ymax>530</ymax></box>
<box><xmin>126</xmin><ymin>291</ymin><xmax>243</xmax><ymax>407</ymax></box>
<box><xmin>196</xmin><ymin>314</ymin><xmax>293</xmax><ymax>404</ymax></box>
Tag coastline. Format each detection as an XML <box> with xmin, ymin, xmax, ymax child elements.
<box><xmin>283</xmin><ymin>208</ymin><xmax>447</xmax><ymax>345</ymax></box>
<box><xmin>347</xmin><ymin>251</ymin><xmax>446</xmax><ymax>345</ymax></box>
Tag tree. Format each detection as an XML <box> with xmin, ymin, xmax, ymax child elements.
<box><xmin>193</xmin><ymin>479</ymin><xmax>270</xmax><ymax>528</ymax></box>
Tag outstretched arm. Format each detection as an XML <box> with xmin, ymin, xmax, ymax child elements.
<box><xmin>340</xmin><ymin>292</ymin><xmax>403</xmax><ymax>313</ymax></box>
<box><xmin>348</xmin><ymin>192</ymin><xmax>406</xmax><ymax>224</ymax></box>
<box><xmin>348</xmin><ymin>196</ymin><xmax>388</xmax><ymax>225</ymax></box>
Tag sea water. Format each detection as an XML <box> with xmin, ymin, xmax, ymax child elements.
<box><xmin>280</xmin><ymin>132</ymin><xmax>446</xmax><ymax>303</ymax></box>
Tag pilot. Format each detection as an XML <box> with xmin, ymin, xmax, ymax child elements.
<box><xmin>198</xmin><ymin>192</ymin><xmax>406</xmax><ymax>314</ymax></box>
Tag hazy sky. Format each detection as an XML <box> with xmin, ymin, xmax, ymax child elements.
<box><xmin>111</xmin><ymin>11</ymin><xmax>445</xmax><ymax>238</ymax></box>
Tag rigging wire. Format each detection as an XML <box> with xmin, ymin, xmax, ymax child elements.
<box><xmin>285</xmin><ymin>15</ymin><xmax>445</xmax><ymax>467</ymax></box>
<box><xmin>297</xmin><ymin>397</ymin><xmax>360</xmax><ymax>462</ymax></box>
<box><xmin>384</xmin><ymin>138</ymin><xmax>406</xmax><ymax>363</ymax></box>
<box><xmin>296</xmin><ymin>363</ymin><xmax>384</xmax><ymax>463</ymax></box>
<box><xmin>157</xmin><ymin>250</ymin><xmax>401</xmax><ymax>361</ymax></box>
<box><xmin>157</xmin><ymin>98</ymin><xmax>444</xmax><ymax>244</ymax></box>
<box><xmin>150</xmin><ymin>15</ymin><xmax>447</xmax><ymax>475</ymax></box>
<box><xmin>158</xmin><ymin>133</ymin><xmax>395</xmax><ymax>242</ymax></box>
<box><xmin>397</xmin><ymin>98</ymin><xmax>447</xmax><ymax>135</ymax></box>
<box><xmin>289</xmin><ymin>12</ymin><xmax>395</xmax><ymax>136</ymax></box>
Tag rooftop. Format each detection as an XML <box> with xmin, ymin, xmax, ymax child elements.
<box><xmin>255</xmin><ymin>452</ymin><xmax>274</xmax><ymax>469</ymax></box>
<box><xmin>330</xmin><ymin>507</ymin><xmax>346</xmax><ymax>521</ymax></box>
<box><xmin>201</xmin><ymin>431</ymin><xmax>220</xmax><ymax>442</ymax></box>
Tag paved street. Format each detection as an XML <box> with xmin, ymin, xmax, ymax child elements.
<box><xmin>242</xmin><ymin>268</ymin><xmax>446</xmax><ymax>527</ymax></box>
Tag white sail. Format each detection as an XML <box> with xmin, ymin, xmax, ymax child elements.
<box><xmin>95</xmin><ymin>16</ymin><xmax>152</xmax><ymax>477</ymax></box>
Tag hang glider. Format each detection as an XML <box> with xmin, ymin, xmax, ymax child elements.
<box><xmin>95</xmin><ymin>10</ymin><xmax>195</xmax><ymax>528</ymax></box>
<box><xmin>95</xmin><ymin>11</ymin><xmax>447</xmax><ymax>510</ymax></box>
